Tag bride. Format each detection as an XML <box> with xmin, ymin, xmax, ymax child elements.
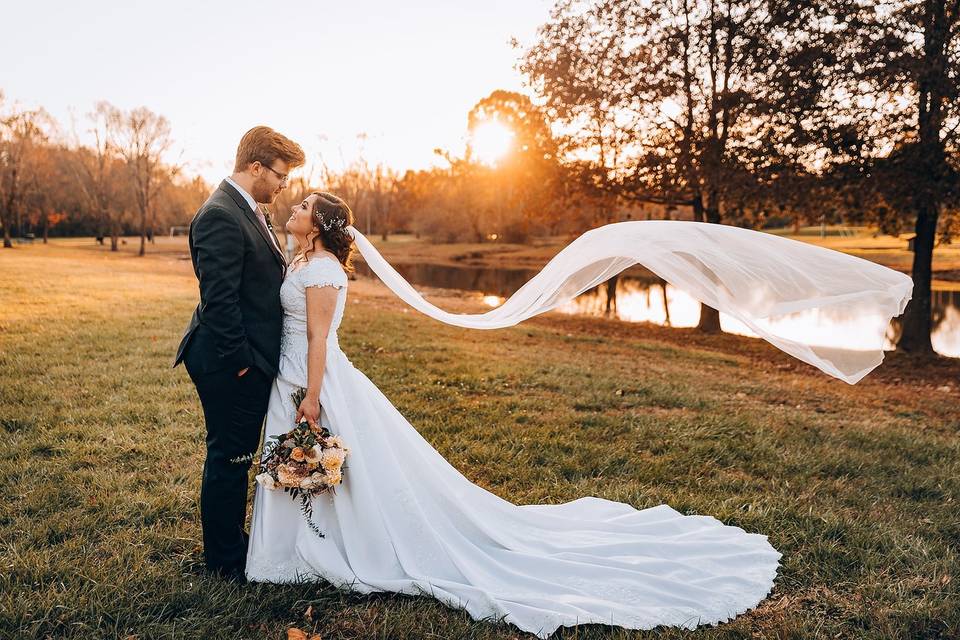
<box><xmin>245</xmin><ymin>192</ymin><xmax>911</xmax><ymax>637</ymax></box>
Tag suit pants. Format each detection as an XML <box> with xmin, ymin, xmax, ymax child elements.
<box><xmin>185</xmin><ymin>361</ymin><xmax>271</xmax><ymax>575</ymax></box>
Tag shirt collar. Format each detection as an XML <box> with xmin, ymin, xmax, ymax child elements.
<box><xmin>225</xmin><ymin>176</ymin><xmax>259</xmax><ymax>215</ymax></box>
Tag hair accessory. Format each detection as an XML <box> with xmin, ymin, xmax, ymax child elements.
<box><xmin>316</xmin><ymin>211</ymin><xmax>346</xmax><ymax>232</ymax></box>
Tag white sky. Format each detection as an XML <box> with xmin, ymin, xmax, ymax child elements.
<box><xmin>1</xmin><ymin>0</ymin><xmax>553</xmax><ymax>183</ymax></box>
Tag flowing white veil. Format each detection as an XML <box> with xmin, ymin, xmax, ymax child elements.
<box><xmin>347</xmin><ymin>221</ymin><xmax>913</xmax><ymax>384</ymax></box>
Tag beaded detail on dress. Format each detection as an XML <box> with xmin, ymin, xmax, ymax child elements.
<box><xmin>277</xmin><ymin>257</ymin><xmax>348</xmax><ymax>386</ymax></box>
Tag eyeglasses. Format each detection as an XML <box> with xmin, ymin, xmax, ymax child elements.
<box><xmin>260</xmin><ymin>163</ymin><xmax>289</xmax><ymax>184</ymax></box>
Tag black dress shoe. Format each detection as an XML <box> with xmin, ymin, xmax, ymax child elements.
<box><xmin>225</xmin><ymin>569</ymin><xmax>248</xmax><ymax>585</ymax></box>
<box><xmin>206</xmin><ymin>563</ymin><xmax>247</xmax><ymax>584</ymax></box>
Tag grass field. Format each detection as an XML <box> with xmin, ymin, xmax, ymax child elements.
<box><xmin>1</xmin><ymin>241</ymin><xmax>958</xmax><ymax>639</ymax></box>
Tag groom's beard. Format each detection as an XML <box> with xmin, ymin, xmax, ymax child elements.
<box><xmin>251</xmin><ymin>178</ymin><xmax>282</xmax><ymax>205</ymax></box>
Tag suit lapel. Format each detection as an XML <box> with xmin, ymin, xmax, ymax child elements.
<box><xmin>218</xmin><ymin>180</ymin><xmax>287</xmax><ymax>272</ymax></box>
<box><xmin>258</xmin><ymin>204</ymin><xmax>288</xmax><ymax>268</ymax></box>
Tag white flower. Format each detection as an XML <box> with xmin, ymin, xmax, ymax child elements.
<box><xmin>304</xmin><ymin>445</ymin><xmax>323</xmax><ymax>464</ymax></box>
<box><xmin>255</xmin><ymin>473</ymin><xmax>278</xmax><ymax>490</ymax></box>
<box><xmin>300</xmin><ymin>472</ymin><xmax>329</xmax><ymax>491</ymax></box>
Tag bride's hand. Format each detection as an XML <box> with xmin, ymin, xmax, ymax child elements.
<box><xmin>295</xmin><ymin>393</ymin><xmax>321</xmax><ymax>427</ymax></box>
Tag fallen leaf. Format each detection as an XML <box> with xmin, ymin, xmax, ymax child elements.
<box><xmin>304</xmin><ymin>605</ymin><xmax>313</xmax><ymax>622</ymax></box>
<box><xmin>287</xmin><ymin>628</ymin><xmax>308</xmax><ymax>640</ymax></box>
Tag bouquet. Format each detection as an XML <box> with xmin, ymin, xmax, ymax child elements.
<box><xmin>251</xmin><ymin>388</ymin><xmax>350</xmax><ymax>538</ymax></box>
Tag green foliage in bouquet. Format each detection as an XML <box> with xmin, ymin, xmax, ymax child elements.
<box><xmin>235</xmin><ymin>387</ymin><xmax>350</xmax><ymax>539</ymax></box>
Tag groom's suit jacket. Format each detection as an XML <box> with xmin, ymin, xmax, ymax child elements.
<box><xmin>173</xmin><ymin>180</ymin><xmax>287</xmax><ymax>376</ymax></box>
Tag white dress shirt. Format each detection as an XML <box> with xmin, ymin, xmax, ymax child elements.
<box><xmin>225</xmin><ymin>176</ymin><xmax>282</xmax><ymax>255</ymax></box>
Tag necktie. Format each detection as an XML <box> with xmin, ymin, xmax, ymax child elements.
<box><xmin>256</xmin><ymin>206</ymin><xmax>283</xmax><ymax>256</ymax></box>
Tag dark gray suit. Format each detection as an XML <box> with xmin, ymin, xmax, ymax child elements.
<box><xmin>174</xmin><ymin>179</ymin><xmax>286</xmax><ymax>577</ymax></box>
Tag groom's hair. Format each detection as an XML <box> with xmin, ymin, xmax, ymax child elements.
<box><xmin>234</xmin><ymin>126</ymin><xmax>306</xmax><ymax>172</ymax></box>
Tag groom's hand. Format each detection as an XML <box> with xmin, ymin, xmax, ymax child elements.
<box><xmin>237</xmin><ymin>367</ymin><xmax>250</xmax><ymax>378</ymax></box>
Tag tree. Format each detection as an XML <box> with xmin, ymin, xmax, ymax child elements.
<box><xmin>395</xmin><ymin>169</ymin><xmax>448</xmax><ymax>240</ymax></box>
<box><xmin>521</xmin><ymin>0</ymin><xmax>835</xmax><ymax>331</ymax></box>
<box><xmin>24</xmin><ymin>139</ymin><xmax>59</xmax><ymax>243</ymax></box>
<box><xmin>0</xmin><ymin>99</ymin><xmax>54</xmax><ymax>248</ymax></box>
<box><xmin>105</xmin><ymin>105</ymin><xmax>174</xmax><ymax>256</ymax></box>
<box><xmin>518</xmin><ymin>3</ymin><xmax>638</xmax><ymax>227</ymax></box>
<box><xmin>319</xmin><ymin>137</ymin><xmax>372</xmax><ymax>237</ymax></box>
<box><xmin>832</xmin><ymin>0</ymin><xmax>960</xmax><ymax>355</ymax></box>
<box><xmin>466</xmin><ymin>90</ymin><xmax>563</xmax><ymax>242</ymax></box>
<box><xmin>70</xmin><ymin>101</ymin><xmax>130</xmax><ymax>251</ymax></box>
<box><xmin>368</xmin><ymin>163</ymin><xmax>398</xmax><ymax>241</ymax></box>
<box><xmin>153</xmin><ymin>172</ymin><xmax>208</xmax><ymax>236</ymax></box>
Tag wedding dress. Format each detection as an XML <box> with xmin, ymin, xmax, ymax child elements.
<box><xmin>246</xmin><ymin>257</ymin><xmax>782</xmax><ymax>637</ymax></box>
<box><xmin>246</xmin><ymin>221</ymin><xmax>911</xmax><ymax>636</ymax></box>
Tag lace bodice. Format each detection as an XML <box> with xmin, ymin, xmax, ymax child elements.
<box><xmin>278</xmin><ymin>256</ymin><xmax>348</xmax><ymax>385</ymax></box>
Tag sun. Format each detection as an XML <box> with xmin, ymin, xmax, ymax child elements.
<box><xmin>469</xmin><ymin>120</ymin><xmax>514</xmax><ymax>165</ymax></box>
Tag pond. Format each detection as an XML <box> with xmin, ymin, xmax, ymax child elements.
<box><xmin>354</xmin><ymin>262</ymin><xmax>959</xmax><ymax>358</ymax></box>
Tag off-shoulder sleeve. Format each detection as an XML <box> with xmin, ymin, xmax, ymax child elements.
<box><xmin>300</xmin><ymin>258</ymin><xmax>347</xmax><ymax>290</ymax></box>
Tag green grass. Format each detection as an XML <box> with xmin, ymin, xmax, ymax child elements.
<box><xmin>1</xmin><ymin>244</ymin><xmax>958</xmax><ymax>639</ymax></box>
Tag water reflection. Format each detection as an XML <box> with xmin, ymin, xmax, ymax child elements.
<box><xmin>354</xmin><ymin>262</ymin><xmax>960</xmax><ymax>357</ymax></box>
<box><xmin>556</xmin><ymin>279</ymin><xmax>901</xmax><ymax>352</ymax></box>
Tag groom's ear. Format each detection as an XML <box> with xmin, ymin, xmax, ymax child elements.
<box><xmin>247</xmin><ymin>160</ymin><xmax>266</xmax><ymax>178</ymax></box>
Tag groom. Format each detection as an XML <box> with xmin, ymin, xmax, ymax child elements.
<box><xmin>174</xmin><ymin>126</ymin><xmax>305</xmax><ymax>580</ymax></box>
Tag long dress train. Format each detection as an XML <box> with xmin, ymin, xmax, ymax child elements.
<box><xmin>246</xmin><ymin>255</ymin><xmax>782</xmax><ymax>638</ymax></box>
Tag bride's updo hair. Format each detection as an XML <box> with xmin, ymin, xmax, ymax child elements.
<box><xmin>305</xmin><ymin>191</ymin><xmax>356</xmax><ymax>272</ymax></box>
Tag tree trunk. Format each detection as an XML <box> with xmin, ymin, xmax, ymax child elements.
<box><xmin>661</xmin><ymin>280</ymin><xmax>671</xmax><ymax>326</ymax></box>
<box><xmin>604</xmin><ymin>275</ymin><xmax>618</xmax><ymax>315</ymax></box>
<box><xmin>380</xmin><ymin>204</ymin><xmax>390</xmax><ymax>242</ymax></box>
<box><xmin>139</xmin><ymin>210</ymin><xmax>146</xmax><ymax>257</ymax></box>
<box><xmin>697</xmin><ymin>204</ymin><xmax>723</xmax><ymax>332</ymax></box>
<box><xmin>897</xmin><ymin>204</ymin><xmax>937</xmax><ymax>354</ymax></box>
<box><xmin>898</xmin><ymin>2</ymin><xmax>946</xmax><ymax>356</ymax></box>
<box><xmin>697</xmin><ymin>304</ymin><xmax>722</xmax><ymax>332</ymax></box>
<box><xmin>692</xmin><ymin>196</ymin><xmax>704</xmax><ymax>223</ymax></box>
<box><xmin>110</xmin><ymin>220</ymin><xmax>119</xmax><ymax>252</ymax></box>
<box><xmin>2</xmin><ymin>225</ymin><xmax>11</xmax><ymax>249</ymax></box>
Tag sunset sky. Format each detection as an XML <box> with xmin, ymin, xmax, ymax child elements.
<box><xmin>1</xmin><ymin>0</ymin><xmax>552</xmax><ymax>183</ymax></box>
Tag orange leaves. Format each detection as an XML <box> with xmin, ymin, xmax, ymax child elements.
<box><xmin>286</xmin><ymin>628</ymin><xmax>321</xmax><ymax>640</ymax></box>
